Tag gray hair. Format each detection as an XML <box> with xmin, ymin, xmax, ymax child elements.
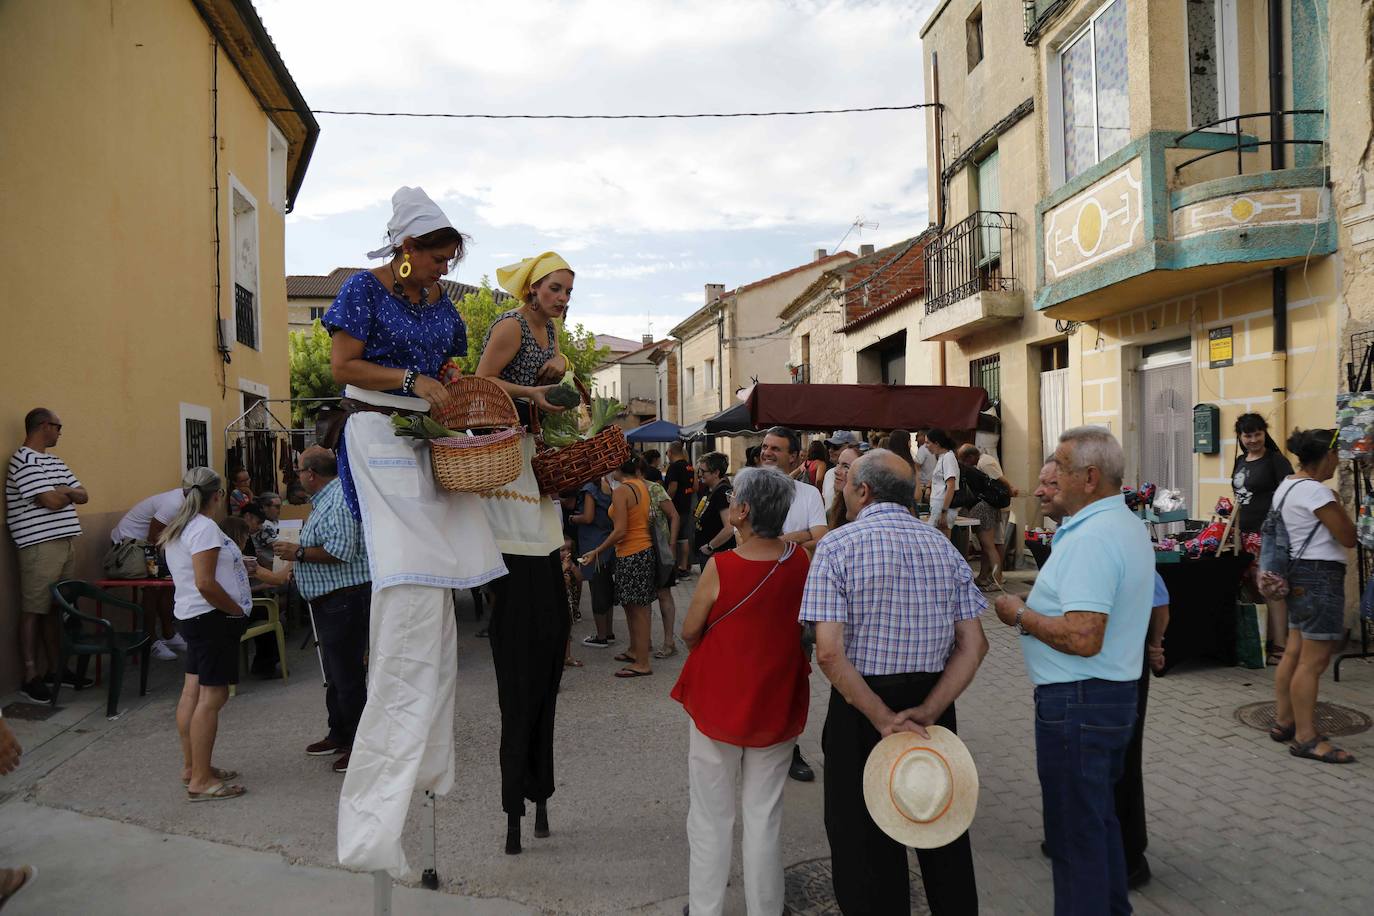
<box><xmin>1058</xmin><ymin>425</ymin><xmax>1125</xmax><ymax>486</ymax></box>
<box><xmin>258</xmin><ymin>491</ymin><xmax>281</xmax><ymax>505</ymax></box>
<box><xmin>301</xmin><ymin>448</ymin><xmax>338</xmax><ymax>476</ymax></box>
<box><xmin>851</xmin><ymin>448</ymin><xmax>916</xmax><ymax>508</ymax></box>
<box><xmin>730</xmin><ymin>467</ymin><xmax>794</xmax><ymax>539</ymax></box>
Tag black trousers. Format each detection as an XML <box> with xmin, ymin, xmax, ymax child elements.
<box><xmin>488</xmin><ymin>551</ymin><xmax>571</xmax><ymax>815</ymax></box>
<box><xmin>1113</xmin><ymin>657</ymin><xmax>1151</xmax><ymax>869</ymax></box>
<box><xmin>311</xmin><ymin>584</ymin><xmax>371</xmax><ymax>748</ymax></box>
<box><xmin>822</xmin><ymin>676</ymin><xmax>979</xmax><ymax>915</ymax></box>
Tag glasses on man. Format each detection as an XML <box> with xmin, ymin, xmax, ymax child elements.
<box><xmin>45</xmin><ymin>421</ymin><xmax>63</xmax><ymax>431</ymax></box>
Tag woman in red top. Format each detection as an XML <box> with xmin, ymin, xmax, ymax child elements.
<box><xmin>671</xmin><ymin>466</ymin><xmax>811</xmax><ymax>916</ymax></box>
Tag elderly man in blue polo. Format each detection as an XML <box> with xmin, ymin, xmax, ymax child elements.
<box><xmin>993</xmin><ymin>426</ymin><xmax>1153</xmax><ymax>916</ymax></box>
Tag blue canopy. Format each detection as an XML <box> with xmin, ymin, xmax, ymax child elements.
<box><xmin>625</xmin><ymin>419</ymin><xmax>682</xmax><ymax>443</ymax></box>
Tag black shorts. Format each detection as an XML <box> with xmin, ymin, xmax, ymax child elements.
<box><xmin>181</xmin><ymin>611</ymin><xmax>246</xmax><ymax>687</ymax></box>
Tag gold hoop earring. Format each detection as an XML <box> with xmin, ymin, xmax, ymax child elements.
<box><xmin>398</xmin><ymin>252</ymin><xmax>412</xmax><ymax>279</ymax></box>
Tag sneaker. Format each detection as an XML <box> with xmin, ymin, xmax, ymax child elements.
<box><xmin>582</xmin><ymin>635</ymin><xmax>611</xmax><ymax>648</ymax></box>
<box><xmin>306</xmin><ymin>738</ymin><xmax>344</xmax><ymax>757</ymax></box>
<box><xmin>164</xmin><ymin>633</ymin><xmax>187</xmax><ymax>651</ymax></box>
<box><xmin>19</xmin><ymin>677</ymin><xmax>52</xmax><ymax>704</ymax></box>
<box><xmin>151</xmin><ymin>640</ymin><xmax>178</xmax><ymax>661</ymax></box>
<box><xmin>46</xmin><ymin>669</ymin><xmax>94</xmax><ymax>690</ymax></box>
<box><xmin>332</xmin><ymin>751</ymin><xmax>351</xmax><ymax>774</ymax></box>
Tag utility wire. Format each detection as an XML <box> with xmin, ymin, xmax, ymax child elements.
<box><xmin>266</xmin><ymin>103</ymin><xmax>937</xmax><ymax>120</ymax></box>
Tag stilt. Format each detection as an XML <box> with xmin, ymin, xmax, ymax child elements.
<box><xmin>305</xmin><ymin>601</ymin><xmax>326</xmax><ymax>684</ymax></box>
<box><xmin>372</xmin><ymin>870</ymin><xmax>392</xmax><ymax>916</ymax></box>
<box><xmin>421</xmin><ymin>790</ymin><xmax>440</xmax><ymax>890</ymax></box>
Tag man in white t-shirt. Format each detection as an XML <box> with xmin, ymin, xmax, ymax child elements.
<box><xmin>758</xmin><ymin>425</ymin><xmax>828</xmax><ymax>783</ymax></box>
<box><xmin>821</xmin><ymin>431</ymin><xmax>862</xmax><ymax>510</ymax></box>
<box><xmin>913</xmin><ymin>429</ymin><xmax>937</xmax><ymax>503</ymax></box>
<box><xmin>110</xmin><ymin>487</ymin><xmax>186</xmax><ymax>659</ymax></box>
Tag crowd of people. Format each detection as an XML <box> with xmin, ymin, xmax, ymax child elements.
<box><xmin>4</xmin><ymin>184</ymin><xmax>1362</xmax><ymax>914</ymax></box>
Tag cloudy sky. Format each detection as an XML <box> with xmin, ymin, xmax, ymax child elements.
<box><xmin>257</xmin><ymin>0</ymin><xmax>937</xmax><ymax>340</ymax></box>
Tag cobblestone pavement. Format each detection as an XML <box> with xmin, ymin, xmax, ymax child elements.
<box><xmin>2</xmin><ymin>570</ymin><xmax>1372</xmax><ymax>914</ymax></box>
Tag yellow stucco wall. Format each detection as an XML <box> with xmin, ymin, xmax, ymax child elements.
<box><xmin>0</xmin><ymin>0</ymin><xmax>293</xmax><ymax>692</ymax></box>
<box><xmin>1074</xmin><ymin>261</ymin><xmax>1339</xmax><ymax>519</ymax></box>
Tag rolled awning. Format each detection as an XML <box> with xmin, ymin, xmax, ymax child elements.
<box><xmin>745</xmin><ymin>383</ymin><xmax>989</xmax><ymax>432</ymax></box>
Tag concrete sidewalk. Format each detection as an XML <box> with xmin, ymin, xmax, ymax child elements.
<box><xmin>3</xmin><ymin>574</ymin><xmax>1373</xmax><ymax>914</ymax></box>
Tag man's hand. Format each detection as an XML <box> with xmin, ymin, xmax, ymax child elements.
<box><xmin>0</xmin><ymin>719</ymin><xmax>22</xmax><ymax>775</ymax></box>
<box><xmin>870</xmin><ymin>705</ymin><xmax>925</xmax><ymax>738</ymax></box>
<box><xmin>271</xmin><ymin>541</ymin><xmax>297</xmax><ymax>561</ymax></box>
<box><xmin>993</xmin><ymin>593</ymin><xmax>1022</xmax><ymax>627</ymax></box>
<box><xmin>1147</xmin><ymin>642</ymin><xmax>1166</xmax><ymax>673</ymax></box>
<box><xmin>896</xmin><ymin>704</ymin><xmax>935</xmax><ymax>739</ymax></box>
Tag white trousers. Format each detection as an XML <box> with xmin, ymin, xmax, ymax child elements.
<box><xmin>337</xmin><ymin>585</ymin><xmax>457</xmax><ymax>876</ymax></box>
<box><xmin>686</xmin><ymin>720</ymin><xmax>794</xmax><ymax>916</ymax></box>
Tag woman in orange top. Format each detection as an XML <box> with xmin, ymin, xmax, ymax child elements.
<box><xmin>579</xmin><ymin>454</ymin><xmax>658</xmax><ymax>678</ymax></box>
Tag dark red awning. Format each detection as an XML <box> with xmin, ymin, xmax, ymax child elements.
<box><xmin>745</xmin><ymin>383</ymin><xmax>990</xmax><ymax>432</ymax></box>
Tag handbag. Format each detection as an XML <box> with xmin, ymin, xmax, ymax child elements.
<box><xmin>102</xmin><ymin>538</ymin><xmax>149</xmax><ymax>579</ymax></box>
<box><xmin>646</xmin><ymin>480</ymin><xmax>676</xmax><ymax>586</ymax></box>
<box><xmin>1257</xmin><ymin>479</ymin><xmax>1323</xmax><ymax>601</ymax></box>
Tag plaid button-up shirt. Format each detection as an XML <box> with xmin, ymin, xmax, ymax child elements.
<box><xmin>800</xmin><ymin>501</ymin><xmax>986</xmax><ymax>675</ymax></box>
<box><xmin>295</xmin><ymin>477</ymin><xmax>370</xmax><ymax>601</ymax></box>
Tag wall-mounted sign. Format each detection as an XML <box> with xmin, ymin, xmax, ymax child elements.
<box><xmin>1208</xmin><ymin>326</ymin><xmax>1234</xmax><ymax>369</ymax></box>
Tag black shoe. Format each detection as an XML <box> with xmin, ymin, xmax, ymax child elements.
<box><xmin>788</xmin><ymin>748</ymin><xmax>815</xmax><ymax>783</ymax></box>
<box><xmin>1127</xmin><ymin>858</ymin><xmax>1151</xmax><ymax>890</ymax></box>
<box><xmin>19</xmin><ymin>677</ymin><xmax>53</xmax><ymax>704</ymax></box>
<box><xmin>475</xmin><ymin>628</ymin><xmax>489</xmax><ymax>639</ymax></box>
<box><xmin>46</xmin><ymin>669</ymin><xmax>93</xmax><ymax>690</ymax></box>
<box><xmin>1040</xmin><ymin>841</ymin><xmax>1050</xmax><ymax>858</ymax></box>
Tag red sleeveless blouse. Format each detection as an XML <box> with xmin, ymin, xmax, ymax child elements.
<box><xmin>670</xmin><ymin>547</ymin><xmax>812</xmax><ymax>747</ymax></box>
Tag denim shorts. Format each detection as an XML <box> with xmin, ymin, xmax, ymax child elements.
<box><xmin>1287</xmin><ymin>559</ymin><xmax>1346</xmax><ymax>640</ymax></box>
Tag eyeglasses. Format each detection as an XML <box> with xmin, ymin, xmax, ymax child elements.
<box><xmin>45</xmin><ymin>421</ymin><xmax>62</xmax><ymax>431</ymax></box>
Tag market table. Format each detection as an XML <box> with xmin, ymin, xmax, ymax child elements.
<box><xmin>1156</xmin><ymin>553</ymin><xmax>1251</xmax><ymax>673</ymax></box>
<box><xmin>92</xmin><ymin>578</ymin><xmax>174</xmax><ymax>684</ymax></box>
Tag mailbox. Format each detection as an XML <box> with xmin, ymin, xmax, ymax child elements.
<box><xmin>1193</xmin><ymin>403</ymin><xmax>1220</xmax><ymax>454</ymax></box>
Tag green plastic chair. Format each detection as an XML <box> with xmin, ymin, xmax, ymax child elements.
<box><xmin>230</xmin><ymin>597</ymin><xmax>289</xmax><ymax>697</ymax></box>
<box><xmin>50</xmin><ymin>579</ymin><xmax>152</xmax><ymax>718</ymax></box>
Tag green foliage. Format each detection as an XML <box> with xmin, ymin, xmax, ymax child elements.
<box><xmin>288</xmin><ymin>320</ymin><xmax>336</xmax><ymax>427</ymax></box>
<box><xmin>454</xmin><ymin>278</ymin><xmax>609</xmax><ymax>383</ymax></box>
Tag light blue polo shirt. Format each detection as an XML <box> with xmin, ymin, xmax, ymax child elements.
<box><xmin>1021</xmin><ymin>494</ymin><xmax>1155</xmax><ymax>686</ymax></box>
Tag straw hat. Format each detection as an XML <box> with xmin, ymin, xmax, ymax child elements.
<box><xmin>862</xmin><ymin>726</ymin><xmax>979</xmax><ymax>849</ymax></box>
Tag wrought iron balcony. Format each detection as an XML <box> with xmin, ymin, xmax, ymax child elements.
<box><xmin>923</xmin><ymin>211</ymin><xmax>1018</xmax><ymax>315</ymax></box>
<box><xmin>789</xmin><ymin>363</ymin><xmax>811</xmax><ymax>384</ymax></box>
<box><xmin>1173</xmin><ymin>109</ymin><xmax>1326</xmax><ymax>178</ymax></box>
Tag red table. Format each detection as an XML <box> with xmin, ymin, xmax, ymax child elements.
<box><xmin>92</xmin><ymin>578</ymin><xmax>174</xmax><ymax>683</ymax></box>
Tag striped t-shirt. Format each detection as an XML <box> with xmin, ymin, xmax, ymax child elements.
<box><xmin>6</xmin><ymin>447</ymin><xmax>82</xmax><ymax>548</ymax></box>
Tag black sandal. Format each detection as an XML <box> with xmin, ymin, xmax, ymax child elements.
<box><xmin>1266</xmin><ymin>641</ymin><xmax>1286</xmax><ymax>666</ymax></box>
<box><xmin>1289</xmin><ymin>735</ymin><xmax>1356</xmax><ymax>764</ymax></box>
<box><xmin>1268</xmin><ymin>721</ymin><xmax>1296</xmax><ymax>742</ymax></box>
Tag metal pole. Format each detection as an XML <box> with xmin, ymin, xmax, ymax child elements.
<box><xmin>305</xmin><ymin>601</ymin><xmax>326</xmax><ymax>684</ymax></box>
<box><xmin>421</xmin><ymin>790</ymin><xmax>440</xmax><ymax>890</ymax></box>
<box><xmin>373</xmin><ymin>871</ymin><xmax>392</xmax><ymax>916</ymax></box>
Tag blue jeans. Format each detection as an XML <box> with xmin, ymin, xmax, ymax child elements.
<box><xmin>1035</xmin><ymin>678</ymin><xmax>1138</xmax><ymax>916</ymax></box>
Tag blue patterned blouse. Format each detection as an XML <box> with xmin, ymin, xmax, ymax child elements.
<box><xmin>322</xmin><ymin>270</ymin><xmax>469</xmax><ymax>517</ymax></box>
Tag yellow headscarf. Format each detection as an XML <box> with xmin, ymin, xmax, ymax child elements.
<box><xmin>496</xmin><ymin>251</ymin><xmax>572</xmax><ymax>300</ymax></box>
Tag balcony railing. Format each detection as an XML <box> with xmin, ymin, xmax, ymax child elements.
<box><xmin>234</xmin><ymin>284</ymin><xmax>257</xmax><ymax>348</ymax></box>
<box><xmin>790</xmin><ymin>364</ymin><xmax>811</xmax><ymax>384</ymax></box>
<box><xmin>924</xmin><ymin>211</ymin><xmax>1018</xmax><ymax>314</ymax></box>
<box><xmin>1173</xmin><ymin>109</ymin><xmax>1325</xmax><ymax>178</ymax></box>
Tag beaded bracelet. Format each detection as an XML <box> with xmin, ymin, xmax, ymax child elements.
<box><xmin>401</xmin><ymin>368</ymin><xmax>418</xmax><ymax>396</ymax></box>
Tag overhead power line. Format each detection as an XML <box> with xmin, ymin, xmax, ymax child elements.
<box><xmin>267</xmin><ymin>103</ymin><xmax>938</xmax><ymax>121</ymax></box>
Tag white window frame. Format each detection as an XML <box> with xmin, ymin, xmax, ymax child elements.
<box><xmin>266</xmin><ymin>121</ymin><xmax>289</xmax><ymax>214</ymax></box>
<box><xmin>1048</xmin><ymin>0</ymin><xmax>1128</xmax><ymax>187</ymax></box>
<box><xmin>179</xmin><ymin>402</ymin><xmax>213</xmax><ymax>473</ymax></box>
<box><xmin>1184</xmin><ymin>0</ymin><xmax>1240</xmax><ymax>132</ymax></box>
<box><xmin>228</xmin><ymin>174</ymin><xmax>262</xmax><ymax>351</ymax></box>
<box><xmin>238</xmin><ymin>377</ymin><xmax>271</xmax><ymax>429</ymax></box>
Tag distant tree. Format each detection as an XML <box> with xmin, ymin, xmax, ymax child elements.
<box><xmin>454</xmin><ymin>278</ymin><xmax>608</xmax><ymax>384</ymax></box>
<box><xmin>288</xmin><ymin>321</ymin><xmax>336</xmax><ymax>427</ymax></box>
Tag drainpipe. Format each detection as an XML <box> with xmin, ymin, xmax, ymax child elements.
<box><xmin>1267</xmin><ymin>0</ymin><xmax>1288</xmax><ymax>435</ymax></box>
<box><xmin>932</xmin><ymin>52</ymin><xmax>945</xmax><ymax>231</ymax></box>
<box><xmin>716</xmin><ymin>300</ymin><xmax>725</xmax><ymax>413</ymax></box>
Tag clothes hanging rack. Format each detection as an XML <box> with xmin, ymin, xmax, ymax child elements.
<box><xmin>1334</xmin><ymin>329</ymin><xmax>1374</xmax><ymax>680</ymax></box>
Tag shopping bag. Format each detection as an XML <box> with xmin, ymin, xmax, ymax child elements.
<box><xmin>1234</xmin><ymin>603</ymin><xmax>1265</xmax><ymax>669</ymax></box>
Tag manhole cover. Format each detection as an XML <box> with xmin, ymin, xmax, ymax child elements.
<box><xmin>0</xmin><ymin>702</ymin><xmax>60</xmax><ymax>721</ymax></box>
<box><xmin>783</xmin><ymin>857</ymin><xmax>929</xmax><ymax>915</ymax></box>
<box><xmin>1235</xmin><ymin>701</ymin><xmax>1371</xmax><ymax>737</ymax></box>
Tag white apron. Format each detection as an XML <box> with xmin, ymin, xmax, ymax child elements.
<box><xmin>337</xmin><ymin>386</ymin><xmax>505</xmax><ymax>877</ymax></box>
<box><xmin>479</xmin><ymin>435</ymin><xmax>564</xmax><ymax>558</ymax></box>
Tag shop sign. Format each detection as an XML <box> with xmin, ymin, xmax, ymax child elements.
<box><xmin>1208</xmin><ymin>326</ymin><xmax>1234</xmax><ymax>369</ymax></box>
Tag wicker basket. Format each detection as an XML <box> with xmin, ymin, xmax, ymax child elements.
<box><xmin>428</xmin><ymin>377</ymin><xmax>524</xmax><ymax>492</ymax></box>
<box><xmin>529</xmin><ymin>377</ymin><xmax>630</xmax><ymax>494</ymax></box>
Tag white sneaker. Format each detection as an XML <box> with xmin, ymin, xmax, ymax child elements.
<box><xmin>151</xmin><ymin>640</ymin><xmax>177</xmax><ymax>661</ymax></box>
<box><xmin>164</xmin><ymin>633</ymin><xmax>187</xmax><ymax>651</ymax></box>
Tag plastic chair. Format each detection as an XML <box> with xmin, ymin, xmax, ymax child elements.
<box><xmin>231</xmin><ymin>597</ymin><xmax>289</xmax><ymax>696</ymax></box>
<box><xmin>50</xmin><ymin>580</ymin><xmax>152</xmax><ymax>719</ymax></box>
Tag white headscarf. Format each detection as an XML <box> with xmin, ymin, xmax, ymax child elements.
<box><xmin>365</xmin><ymin>186</ymin><xmax>454</xmax><ymax>260</ymax></box>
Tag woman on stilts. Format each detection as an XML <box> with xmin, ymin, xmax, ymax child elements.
<box><xmin>324</xmin><ymin>187</ymin><xmax>508</xmax><ymax>877</ymax></box>
<box><xmin>477</xmin><ymin>251</ymin><xmax>578</xmax><ymax>854</ymax></box>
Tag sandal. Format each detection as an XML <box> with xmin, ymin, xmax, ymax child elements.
<box><xmin>187</xmin><ymin>782</ymin><xmax>247</xmax><ymax>802</ymax></box>
<box><xmin>1289</xmin><ymin>735</ymin><xmax>1356</xmax><ymax>764</ymax></box>
<box><xmin>182</xmin><ymin>766</ymin><xmax>238</xmax><ymax>787</ymax></box>
<box><xmin>613</xmin><ymin>652</ymin><xmax>635</xmax><ymax>663</ymax></box>
<box><xmin>614</xmin><ymin>667</ymin><xmax>653</xmax><ymax>679</ymax></box>
<box><xmin>653</xmin><ymin>646</ymin><xmax>677</xmax><ymax>659</ymax></box>
<box><xmin>0</xmin><ymin>865</ymin><xmax>36</xmax><ymax>909</ymax></box>
<box><xmin>1268</xmin><ymin>721</ymin><xmax>1296</xmax><ymax>743</ymax></box>
<box><xmin>563</xmin><ymin>657</ymin><xmax>584</xmax><ymax>668</ymax></box>
<box><xmin>1266</xmin><ymin>642</ymin><xmax>1286</xmax><ymax>666</ymax></box>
